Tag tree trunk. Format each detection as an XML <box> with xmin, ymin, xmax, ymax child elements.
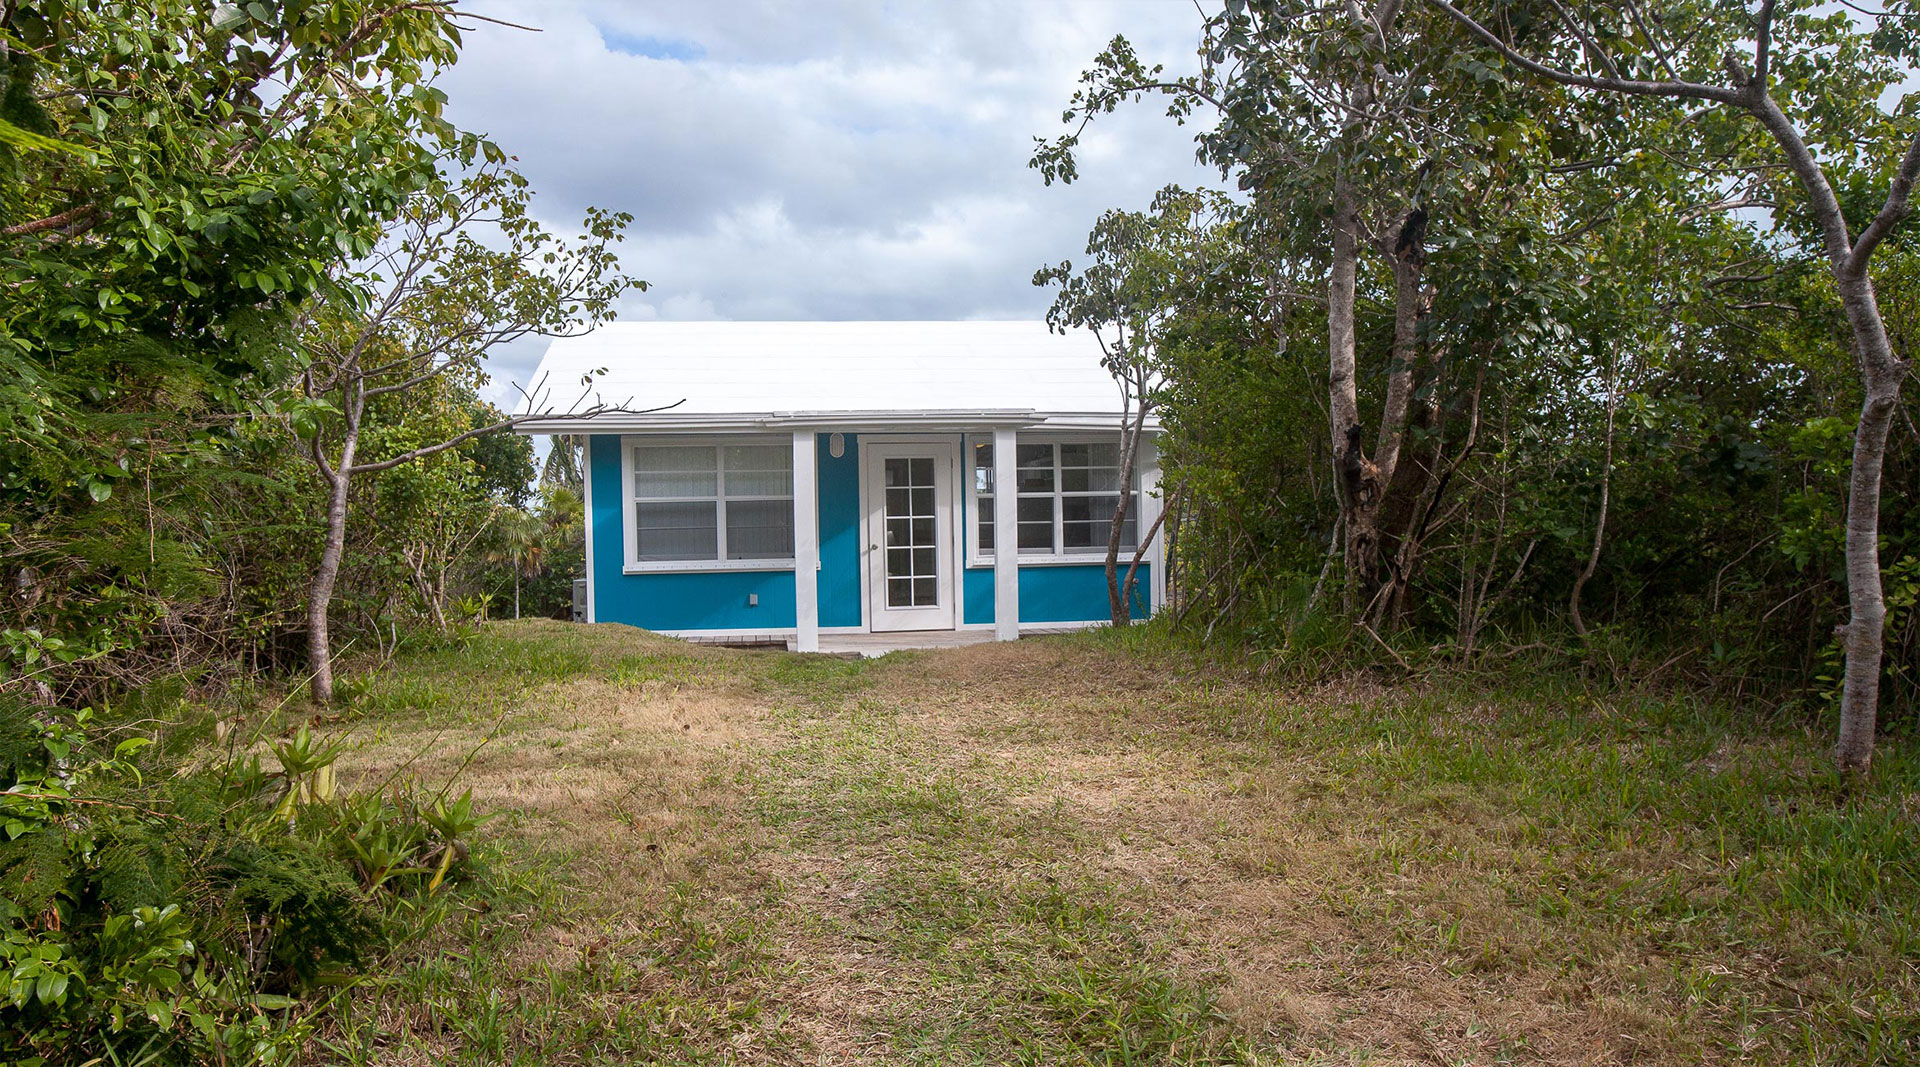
<box><xmin>1334</xmin><ymin>207</ymin><xmax>1429</xmax><ymax>616</ymax></box>
<box><xmin>1832</xmin><ymin>273</ymin><xmax>1903</xmax><ymax>773</ymax></box>
<box><xmin>1121</xmin><ymin>483</ymin><xmax>1172</xmax><ymax>620</ymax></box>
<box><xmin>1106</xmin><ymin>393</ymin><xmax>1150</xmax><ymax>626</ymax></box>
<box><xmin>304</xmin><ymin>387</ymin><xmax>362</xmax><ymax>706</ymax></box>
<box><xmin>1744</xmin><ymin>95</ymin><xmax>1914</xmax><ymax>774</ymax></box>
<box><xmin>1570</xmin><ymin>353</ymin><xmax>1618</xmax><ymax>639</ymax></box>
<box><xmin>306</xmin><ymin>467</ymin><xmax>351</xmax><ymax>705</ymax></box>
<box><xmin>1327</xmin><ymin>178</ymin><xmax>1365</xmax><ymax>613</ymax></box>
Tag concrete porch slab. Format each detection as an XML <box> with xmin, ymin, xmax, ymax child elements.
<box><xmin>782</xmin><ymin>626</ymin><xmax>1099</xmax><ymax>657</ymax></box>
<box><xmin>791</xmin><ymin>630</ymin><xmax>999</xmax><ymax>657</ymax></box>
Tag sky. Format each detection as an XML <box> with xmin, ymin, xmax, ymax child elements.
<box><xmin>435</xmin><ymin>1</ymin><xmax>1226</xmax><ymax>410</ymax></box>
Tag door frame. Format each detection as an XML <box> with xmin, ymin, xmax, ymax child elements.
<box><xmin>860</xmin><ymin>436</ymin><xmax>962</xmax><ymax>632</ymax></box>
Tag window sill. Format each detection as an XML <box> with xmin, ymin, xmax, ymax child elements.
<box><xmin>624</xmin><ymin>559</ymin><xmax>798</xmax><ymax>575</ymax></box>
<box><xmin>966</xmin><ymin>554</ymin><xmax>1138</xmax><ymax>569</ymax></box>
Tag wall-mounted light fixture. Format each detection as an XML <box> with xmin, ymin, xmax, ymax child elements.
<box><xmin>829</xmin><ymin>432</ymin><xmax>846</xmax><ymax>458</ymax></box>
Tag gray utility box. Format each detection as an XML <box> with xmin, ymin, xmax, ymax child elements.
<box><xmin>571</xmin><ymin>579</ymin><xmax>587</xmax><ymax>623</ymax></box>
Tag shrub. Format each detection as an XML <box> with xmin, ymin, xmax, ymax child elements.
<box><xmin>0</xmin><ymin>704</ymin><xmax>488</xmax><ymax>1064</ymax></box>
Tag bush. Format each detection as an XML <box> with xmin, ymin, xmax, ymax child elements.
<box><xmin>0</xmin><ymin>703</ymin><xmax>489</xmax><ymax>1064</ymax></box>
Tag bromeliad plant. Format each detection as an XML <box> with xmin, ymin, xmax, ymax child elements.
<box><xmin>0</xmin><ymin>703</ymin><xmax>492</xmax><ymax>1064</ymax></box>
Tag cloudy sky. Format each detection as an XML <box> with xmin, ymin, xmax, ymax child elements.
<box><xmin>437</xmin><ymin>1</ymin><xmax>1225</xmax><ymax>406</ymax></box>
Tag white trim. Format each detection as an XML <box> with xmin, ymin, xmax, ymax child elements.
<box><xmin>648</xmin><ymin>621</ymin><xmax>1112</xmax><ymax>641</ymax></box>
<box><xmin>991</xmin><ymin>428</ymin><xmax>1019</xmax><ymax>641</ymax></box>
<box><xmin>624</xmin><ymin>558</ymin><xmax>795</xmax><ymax>574</ymax></box>
<box><xmin>1139</xmin><ymin>435</ymin><xmax>1165</xmax><ymax>615</ymax></box>
<box><xmin>961</xmin><ymin>619</ymin><xmax>1112</xmax><ymax>634</ymax></box>
<box><xmin>952</xmin><ymin>446</ymin><xmax>969</xmax><ymax>630</ymax></box>
<box><xmin>969</xmin><ymin>431</ymin><xmax>1144</xmax><ymax>568</ymax></box>
<box><xmin>792</xmin><ymin>430</ymin><xmax>820</xmax><ymax>653</ymax></box>
<box><xmin>852</xmin><ymin>432</ymin><xmax>972</xmax><ymax>445</ymax></box>
<box><xmin>1022</xmin><ymin>619</ymin><xmax>1112</xmax><ymax>633</ymax></box>
<box><xmin>583</xmin><ymin>436</ymin><xmax>597</xmax><ymax>624</ymax></box>
<box><xmin>651</xmin><ymin>625</ymin><xmax>900</xmax><ymax>639</ymax></box>
<box><xmin>657</xmin><ymin>628</ymin><xmax>795</xmax><ymax>641</ymax></box>
<box><xmin>620</xmin><ymin>433</ymin><xmax>796</xmax><ymax>571</ymax></box>
<box><xmin>964</xmin><ymin>554</ymin><xmax>1131</xmax><ymax>569</ymax></box>
<box><xmin>855</xmin><ymin>438</ymin><xmax>870</xmax><ymax>631</ymax></box>
<box><xmin>516</xmin><ymin>410</ymin><xmax>1162</xmax><ymax>436</ymax></box>
<box><xmin>863</xmin><ymin>439</ymin><xmax>960</xmax><ymax>632</ymax></box>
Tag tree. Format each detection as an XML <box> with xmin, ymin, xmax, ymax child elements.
<box><xmin>1426</xmin><ymin>0</ymin><xmax>1919</xmax><ymax>772</ymax></box>
<box><xmin>1032</xmin><ymin>2</ymin><xmax>1573</xmax><ymax>622</ymax></box>
<box><xmin>291</xmin><ymin>159</ymin><xmax>645</xmax><ymax>705</ymax></box>
<box><xmin>540</xmin><ymin>434</ymin><xmax>586</xmax><ymax>493</ymax></box>
<box><xmin>489</xmin><ymin>509</ymin><xmax>546</xmax><ymax>620</ymax></box>
<box><xmin>0</xmin><ymin>0</ymin><xmax>468</xmax><ymax>695</ymax></box>
<box><xmin>1036</xmin><ymin>186</ymin><xmax>1238</xmax><ymax>625</ymax></box>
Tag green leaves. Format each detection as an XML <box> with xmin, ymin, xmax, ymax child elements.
<box><xmin>0</xmin><ymin>116</ymin><xmax>87</xmax><ymax>157</ymax></box>
<box><xmin>0</xmin><ymin>0</ymin><xmax>478</xmax><ymax>700</ymax></box>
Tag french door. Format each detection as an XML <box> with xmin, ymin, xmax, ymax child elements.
<box><xmin>864</xmin><ymin>442</ymin><xmax>957</xmax><ymax>631</ymax></box>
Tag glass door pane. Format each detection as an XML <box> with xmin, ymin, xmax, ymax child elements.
<box><xmin>883</xmin><ymin>456</ymin><xmax>940</xmax><ymax>607</ymax></box>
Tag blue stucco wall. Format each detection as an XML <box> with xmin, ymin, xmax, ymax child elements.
<box><xmin>963</xmin><ymin>568</ymin><xmax>995</xmax><ymax>626</ymax></box>
<box><xmin>588</xmin><ymin>434</ymin><xmax>798</xmax><ymax>631</ymax></box>
<box><xmin>964</xmin><ymin>563</ymin><xmax>1150</xmax><ymax>625</ymax></box>
<box><xmin>815</xmin><ymin>433</ymin><xmax>862</xmax><ymax>628</ymax></box>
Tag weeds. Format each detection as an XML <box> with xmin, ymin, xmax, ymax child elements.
<box><xmin>62</xmin><ymin>617</ymin><xmax>1906</xmax><ymax>1064</ymax></box>
<box><xmin>0</xmin><ymin>698</ymin><xmax>493</xmax><ymax>1064</ymax></box>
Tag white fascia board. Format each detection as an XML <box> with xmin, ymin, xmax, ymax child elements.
<box><xmin>512</xmin><ymin>410</ymin><xmax>1160</xmax><ymax>436</ymax></box>
<box><xmin>515</xmin><ymin>409</ymin><xmax>1044</xmax><ymax>435</ymax></box>
<box><xmin>1028</xmin><ymin>414</ymin><xmax>1166</xmax><ymax>432</ymax></box>
<box><xmin>759</xmin><ymin>409</ymin><xmax>1040</xmax><ymax>429</ymax></box>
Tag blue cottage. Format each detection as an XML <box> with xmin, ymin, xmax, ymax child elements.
<box><xmin>516</xmin><ymin>321</ymin><xmax>1163</xmax><ymax>650</ymax></box>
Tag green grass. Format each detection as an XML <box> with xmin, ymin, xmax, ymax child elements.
<box><xmin>271</xmin><ymin>618</ymin><xmax>1916</xmax><ymax>1064</ymax></box>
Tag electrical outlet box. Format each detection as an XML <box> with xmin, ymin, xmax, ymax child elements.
<box><xmin>747</xmin><ymin>593</ymin><xmax>758</xmax><ymax>607</ymax></box>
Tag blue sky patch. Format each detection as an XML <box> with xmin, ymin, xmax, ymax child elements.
<box><xmin>599</xmin><ymin>28</ymin><xmax>706</xmax><ymax>61</ymax></box>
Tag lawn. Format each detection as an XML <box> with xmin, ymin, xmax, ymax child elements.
<box><xmin>301</xmin><ymin>619</ymin><xmax>1917</xmax><ymax>1065</ymax></box>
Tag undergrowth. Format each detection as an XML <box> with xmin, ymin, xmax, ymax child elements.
<box><xmin>0</xmin><ymin>686</ymin><xmax>496</xmax><ymax>1065</ymax></box>
<box><xmin>1069</xmin><ymin>617</ymin><xmax>1920</xmax><ymax>1062</ymax></box>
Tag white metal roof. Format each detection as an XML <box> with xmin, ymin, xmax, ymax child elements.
<box><xmin>512</xmin><ymin>320</ymin><xmax>1148</xmax><ymax>433</ymax></box>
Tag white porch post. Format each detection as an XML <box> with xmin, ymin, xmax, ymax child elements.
<box><xmin>792</xmin><ymin>430</ymin><xmax>820</xmax><ymax>652</ymax></box>
<box><xmin>1138</xmin><ymin>433</ymin><xmax>1165</xmax><ymax>616</ymax></box>
<box><xmin>992</xmin><ymin>427</ymin><xmax>1020</xmax><ymax>641</ymax></box>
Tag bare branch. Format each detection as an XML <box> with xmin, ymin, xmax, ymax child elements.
<box><xmin>445</xmin><ymin>9</ymin><xmax>542</xmax><ymax>31</ymax></box>
<box><xmin>1426</xmin><ymin>0</ymin><xmax>1739</xmax><ymax>104</ymax></box>
<box><xmin>1622</xmin><ymin>0</ymin><xmax>1680</xmax><ymax>79</ymax></box>
<box><xmin>308</xmin><ymin>427</ymin><xmax>337</xmax><ymax>483</ymax></box>
<box><xmin>1545</xmin><ymin>0</ymin><xmax>1623</xmax><ymax>82</ymax></box>
<box><xmin>1753</xmin><ymin>0</ymin><xmax>1777</xmax><ymax>88</ymax></box>
<box><xmin>345</xmin><ymin>399</ymin><xmax>683</xmax><ymax>476</ymax></box>
<box><xmin>1678</xmin><ymin>194</ymin><xmax>1776</xmax><ymax>222</ymax></box>
<box><xmin>1847</xmin><ymin>132</ymin><xmax>1920</xmax><ymax>276</ymax></box>
<box><xmin>2</xmin><ymin>203</ymin><xmax>99</xmax><ymax>239</ymax></box>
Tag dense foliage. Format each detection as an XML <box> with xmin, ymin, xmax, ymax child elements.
<box><xmin>1037</xmin><ymin>0</ymin><xmax>1919</xmax><ymax>736</ymax></box>
<box><xmin>0</xmin><ymin>3</ymin><xmax>602</xmax><ymax>702</ymax></box>
<box><xmin>1</xmin><ymin>5</ymin><xmax>608</xmax><ymax>1059</ymax></box>
<box><xmin>0</xmin><ymin>699</ymin><xmax>490</xmax><ymax>1064</ymax></box>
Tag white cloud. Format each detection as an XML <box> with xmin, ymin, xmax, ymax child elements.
<box><xmin>443</xmin><ymin>0</ymin><xmax>1224</xmax><ymax>397</ymax></box>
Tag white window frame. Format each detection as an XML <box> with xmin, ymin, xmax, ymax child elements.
<box><xmin>966</xmin><ymin>433</ymin><xmax>1140</xmax><ymax>567</ymax></box>
<box><xmin>621</xmin><ymin>435</ymin><xmax>798</xmax><ymax>573</ymax></box>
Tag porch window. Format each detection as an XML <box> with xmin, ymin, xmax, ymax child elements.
<box><xmin>971</xmin><ymin>437</ymin><xmax>1136</xmax><ymax>561</ymax></box>
<box><xmin>629</xmin><ymin>442</ymin><xmax>794</xmax><ymax>564</ymax></box>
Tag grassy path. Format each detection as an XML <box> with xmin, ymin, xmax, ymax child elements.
<box><xmin>309</xmin><ymin>619</ymin><xmax>1917</xmax><ymax>1065</ymax></box>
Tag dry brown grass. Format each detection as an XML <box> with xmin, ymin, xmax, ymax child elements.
<box><xmin>849</xmin><ymin>640</ymin><xmax>1667</xmax><ymax>1065</ymax></box>
<box><xmin>312</xmin><ymin>621</ymin><xmax>1914</xmax><ymax>1065</ymax></box>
